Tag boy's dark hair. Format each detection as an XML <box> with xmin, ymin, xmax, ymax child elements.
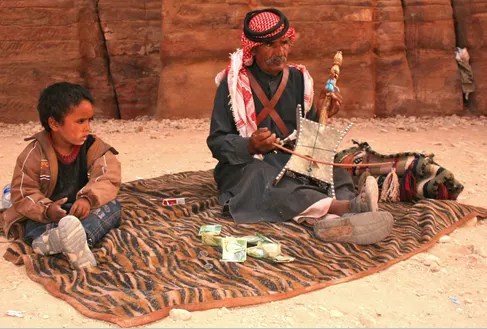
<box><xmin>37</xmin><ymin>82</ymin><xmax>95</xmax><ymax>132</ymax></box>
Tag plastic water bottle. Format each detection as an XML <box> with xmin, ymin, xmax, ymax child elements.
<box><xmin>2</xmin><ymin>184</ymin><xmax>12</xmax><ymax>209</ymax></box>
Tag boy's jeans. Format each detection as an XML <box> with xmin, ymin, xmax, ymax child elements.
<box><xmin>24</xmin><ymin>200</ymin><xmax>121</xmax><ymax>248</ymax></box>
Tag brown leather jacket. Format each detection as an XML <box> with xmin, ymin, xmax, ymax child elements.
<box><xmin>1</xmin><ymin>131</ymin><xmax>121</xmax><ymax>239</ymax></box>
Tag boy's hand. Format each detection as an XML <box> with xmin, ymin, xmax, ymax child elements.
<box><xmin>47</xmin><ymin>197</ymin><xmax>68</xmax><ymax>222</ymax></box>
<box><xmin>70</xmin><ymin>198</ymin><xmax>91</xmax><ymax>220</ymax></box>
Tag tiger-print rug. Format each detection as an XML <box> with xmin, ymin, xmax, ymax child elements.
<box><xmin>3</xmin><ymin>170</ymin><xmax>487</xmax><ymax>327</ymax></box>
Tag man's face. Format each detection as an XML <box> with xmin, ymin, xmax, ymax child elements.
<box><xmin>252</xmin><ymin>38</ymin><xmax>291</xmax><ymax>76</ymax></box>
<box><xmin>49</xmin><ymin>100</ymin><xmax>94</xmax><ymax>149</ymax></box>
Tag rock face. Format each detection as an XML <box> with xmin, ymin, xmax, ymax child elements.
<box><xmin>156</xmin><ymin>0</ymin><xmax>484</xmax><ymax>119</ymax></box>
<box><xmin>98</xmin><ymin>0</ymin><xmax>161</xmax><ymax>119</ymax></box>
<box><xmin>374</xmin><ymin>0</ymin><xmax>416</xmax><ymax>117</ymax></box>
<box><xmin>0</xmin><ymin>0</ymin><xmax>161</xmax><ymax>123</ymax></box>
<box><xmin>0</xmin><ymin>0</ymin><xmax>485</xmax><ymax>123</ymax></box>
<box><xmin>0</xmin><ymin>0</ymin><xmax>118</xmax><ymax>123</ymax></box>
<box><xmin>156</xmin><ymin>0</ymin><xmax>244</xmax><ymax>118</ymax></box>
<box><xmin>403</xmin><ymin>0</ymin><xmax>463</xmax><ymax>116</ymax></box>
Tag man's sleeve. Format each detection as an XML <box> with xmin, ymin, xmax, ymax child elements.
<box><xmin>206</xmin><ymin>79</ymin><xmax>254</xmax><ymax>165</ymax></box>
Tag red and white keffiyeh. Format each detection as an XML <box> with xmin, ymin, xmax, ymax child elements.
<box><xmin>215</xmin><ymin>10</ymin><xmax>314</xmax><ymax>138</ymax></box>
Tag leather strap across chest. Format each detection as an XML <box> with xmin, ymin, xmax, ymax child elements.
<box><xmin>247</xmin><ymin>67</ymin><xmax>290</xmax><ymax>136</ymax></box>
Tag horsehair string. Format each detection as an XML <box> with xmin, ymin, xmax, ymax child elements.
<box><xmin>272</xmin><ymin>143</ymin><xmax>392</xmax><ymax>168</ymax></box>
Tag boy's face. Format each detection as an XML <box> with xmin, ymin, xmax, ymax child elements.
<box><xmin>49</xmin><ymin>100</ymin><xmax>94</xmax><ymax>148</ymax></box>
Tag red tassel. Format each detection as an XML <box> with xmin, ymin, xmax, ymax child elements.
<box><xmin>400</xmin><ymin>168</ymin><xmax>417</xmax><ymax>201</ymax></box>
<box><xmin>437</xmin><ymin>183</ymin><xmax>449</xmax><ymax>200</ymax></box>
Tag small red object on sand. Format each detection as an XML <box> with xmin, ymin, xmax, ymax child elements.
<box><xmin>162</xmin><ymin>198</ymin><xmax>186</xmax><ymax>206</ymax></box>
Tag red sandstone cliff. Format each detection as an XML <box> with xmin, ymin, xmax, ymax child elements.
<box><xmin>0</xmin><ymin>0</ymin><xmax>485</xmax><ymax>123</ymax></box>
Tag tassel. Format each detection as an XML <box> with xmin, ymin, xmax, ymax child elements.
<box><xmin>437</xmin><ymin>183</ymin><xmax>449</xmax><ymax>200</ymax></box>
<box><xmin>380</xmin><ymin>168</ymin><xmax>400</xmax><ymax>202</ymax></box>
<box><xmin>400</xmin><ymin>164</ymin><xmax>417</xmax><ymax>202</ymax></box>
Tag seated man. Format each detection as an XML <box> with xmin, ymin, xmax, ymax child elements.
<box><xmin>207</xmin><ymin>8</ymin><xmax>393</xmax><ymax>245</ymax></box>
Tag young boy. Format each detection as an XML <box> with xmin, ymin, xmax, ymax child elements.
<box><xmin>1</xmin><ymin>82</ymin><xmax>122</xmax><ymax>269</ymax></box>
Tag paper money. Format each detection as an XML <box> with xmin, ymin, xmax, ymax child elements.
<box><xmin>221</xmin><ymin>237</ymin><xmax>247</xmax><ymax>262</ymax></box>
<box><xmin>261</xmin><ymin>242</ymin><xmax>281</xmax><ymax>258</ymax></box>
<box><xmin>256</xmin><ymin>232</ymin><xmax>276</xmax><ymax>244</ymax></box>
<box><xmin>199</xmin><ymin>228</ymin><xmax>293</xmax><ymax>263</ymax></box>
<box><xmin>201</xmin><ymin>233</ymin><xmax>223</xmax><ymax>247</ymax></box>
<box><xmin>247</xmin><ymin>241</ymin><xmax>294</xmax><ymax>263</ymax></box>
<box><xmin>272</xmin><ymin>254</ymin><xmax>295</xmax><ymax>263</ymax></box>
<box><xmin>247</xmin><ymin>246</ymin><xmax>265</xmax><ymax>259</ymax></box>
<box><xmin>239</xmin><ymin>235</ymin><xmax>264</xmax><ymax>244</ymax></box>
<box><xmin>198</xmin><ymin>225</ymin><xmax>222</xmax><ymax>236</ymax></box>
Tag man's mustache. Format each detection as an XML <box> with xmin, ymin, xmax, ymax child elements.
<box><xmin>265</xmin><ymin>56</ymin><xmax>287</xmax><ymax>65</ymax></box>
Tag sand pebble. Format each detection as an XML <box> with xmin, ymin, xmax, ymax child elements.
<box><xmin>422</xmin><ymin>254</ymin><xmax>441</xmax><ymax>266</ymax></box>
<box><xmin>438</xmin><ymin>235</ymin><xmax>451</xmax><ymax>243</ymax></box>
<box><xmin>462</xmin><ymin>216</ymin><xmax>478</xmax><ymax>228</ymax></box>
<box><xmin>169</xmin><ymin>309</ymin><xmax>192</xmax><ymax>321</ymax></box>
<box><xmin>330</xmin><ymin>310</ymin><xmax>344</xmax><ymax>318</ymax></box>
<box><xmin>430</xmin><ymin>262</ymin><xmax>441</xmax><ymax>272</ymax></box>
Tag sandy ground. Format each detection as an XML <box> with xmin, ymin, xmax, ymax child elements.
<box><xmin>0</xmin><ymin>115</ymin><xmax>486</xmax><ymax>328</ymax></box>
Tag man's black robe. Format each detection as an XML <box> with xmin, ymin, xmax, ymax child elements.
<box><xmin>207</xmin><ymin>62</ymin><xmax>354</xmax><ymax>224</ymax></box>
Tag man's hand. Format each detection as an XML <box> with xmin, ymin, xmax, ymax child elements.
<box><xmin>329</xmin><ymin>91</ymin><xmax>343</xmax><ymax>117</ymax></box>
<box><xmin>248</xmin><ymin>128</ymin><xmax>281</xmax><ymax>155</ymax></box>
<box><xmin>69</xmin><ymin>198</ymin><xmax>91</xmax><ymax>220</ymax></box>
<box><xmin>317</xmin><ymin>89</ymin><xmax>343</xmax><ymax>118</ymax></box>
<box><xmin>46</xmin><ymin>197</ymin><xmax>68</xmax><ymax>222</ymax></box>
